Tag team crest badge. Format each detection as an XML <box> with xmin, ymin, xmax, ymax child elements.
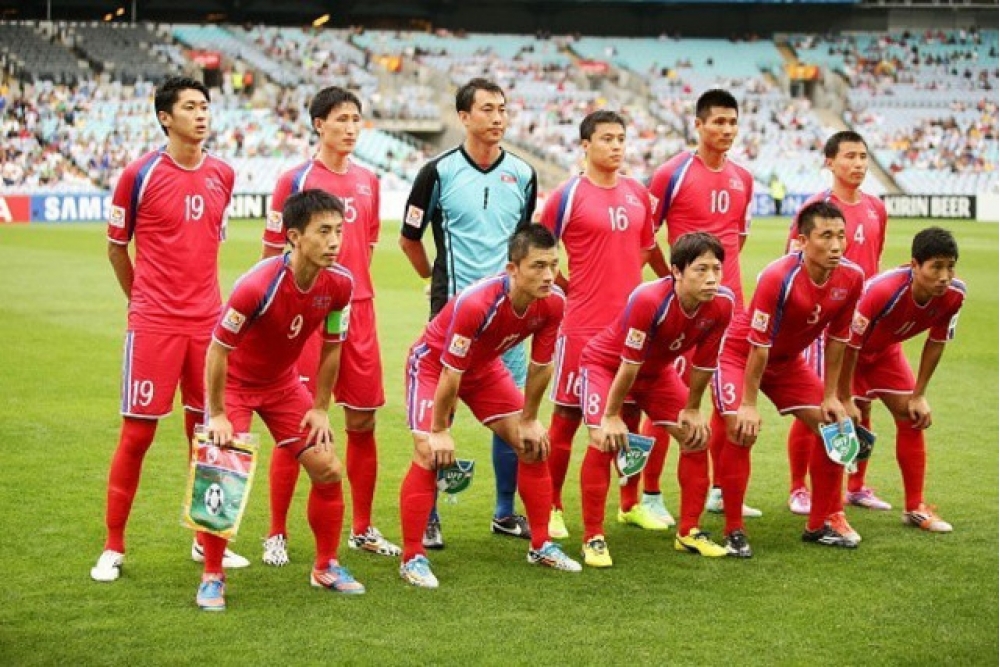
<box><xmin>266</xmin><ymin>210</ymin><xmax>283</xmax><ymax>233</ymax></box>
<box><xmin>448</xmin><ymin>334</ymin><xmax>471</xmax><ymax>357</ymax></box>
<box><xmin>500</xmin><ymin>173</ymin><xmax>517</xmax><ymax>184</ymax></box>
<box><xmin>750</xmin><ymin>309</ymin><xmax>770</xmax><ymax>333</ymax></box>
<box><xmin>404</xmin><ymin>205</ymin><xmax>424</xmax><ymax>228</ymax></box>
<box><xmin>221</xmin><ymin>308</ymin><xmax>247</xmax><ymax>333</ymax></box>
<box><xmin>851</xmin><ymin>312</ymin><xmax>869</xmax><ymax>336</ymax></box>
<box><xmin>625</xmin><ymin>328</ymin><xmax>647</xmax><ymax>350</ymax></box>
<box><xmin>830</xmin><ymin>287</ymin><xmax>848</xmax><ymax>301</ymax></box>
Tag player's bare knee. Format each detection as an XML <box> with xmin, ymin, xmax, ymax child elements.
<box><xmin>345</xmin><ymin>408</ymin><xmax>376</xmax><ymax>433</ymax></box>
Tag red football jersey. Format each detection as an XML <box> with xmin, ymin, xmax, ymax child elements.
<box><xmin>540</xmin><ymin>175</ymin><xmax>655</xmax><ymax>334</ymax></box>
<box><xmin>419</xmin><ymin>274</ymin><xmax>565</xmax><ymax>373</ymax></box>
<box><xmin>583</xmin><ymin>277</ymin><xmax>735</xmax><ymax>377</ymax></box>
<box><xmin>213</xmin><ymin>256</ymin><xmax>354</xmax><ymax>390</ymax></box>
<box><xmin>787</xmin><ymin>190</ymin><xmax>887</xmax><ymax>278</ymax></box>
<box><xmin>848</xmin><ymin>266</ymin><xmax>966</xmax><ymax>352</ymax></box>
<box><xmin>107</xmin><ymin>149</ymin><xmax>234</xmax><ymax>333</ymax></box>
<box><xmin>648</xmin><ymin>151</ymin><xmax>754</xmax><ymax>307</ymax></box>
<box><xmin>734</xmin><ymin>252</ymin><xmax>865</xmax><ymax>363</ymax></box>
<box><xmin>264</xmin><ymin>158</ymin><xmax>380</xmax><ymax>301</ymax></box>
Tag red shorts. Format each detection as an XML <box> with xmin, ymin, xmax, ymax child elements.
<box><xmin>405</xmin><ymin>342</ymin><xmax>523</xmax><ymax>434</ymax></box>
<box><xmin>713</xmin><ymin>343</ymin><xmax>823</xmax><ymax>416</ymax></box>
<box><xmin>295</xmin><ymin>299</ymin><xmax>385</xmax><ymax>410</ymax></box>
<box><xmin>550</xmin><ymin>332</ymin><xmax>586</xmax><ymax>407</ymax></box>
<box><xmin>853</xmin><ymin>343</ymin><xmax>915</xmax><ymax>402</ymax></box>
<box><xmin>120</xmin><ymin>330</ymin><xmax>209</xmax><ymax>419</ymax></box>
<box><xmin>580</xmin><ymin>362</ymin><xmax>687</xmax><ymax>428</ymax></box>
<box><xmin>225</xmin><ymin>381</ymin><xmax>316</xmax><ymax>458</ymax></box>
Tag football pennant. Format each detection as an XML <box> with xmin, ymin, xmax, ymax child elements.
<box><xmin>181</xmin><ymin>427</ymin><xmax>260</xmax><ymax>540</ymax></box>
<box><xmin>820</xmin><ymin>419</ymin><xmax>861</xmax><ymax>469</ymax></box>
<box><xmin>437</xmin><ymin>459</ymin><xmax>475</xmax><ymax>495</ymax></box>
<box><xmin>616</xmin><ymin>433</ymin><xmax>655</xmax><ymax>486</ymax></box>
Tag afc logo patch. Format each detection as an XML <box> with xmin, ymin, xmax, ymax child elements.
<box><xmin>109</xmin><ymin>205</ymin><xmax>126</xmax><ymax>228</ymax></box>
<box><xmin>851</xmin><ymin>312</ymin><xmax>870</xmax><ymax>336</ymax></box>
<box><xmin>266</xmin><ymin>210</ymin><xmax>283</xmax><ymax>233</ymax></box>
<box><xmin>750</xmin><ymin>309</ymin><xmax>770</xmax><ymax>333</ymax></box>
<box><xmin>221</xmin><ymin>308</ymin><xmax>247</xmax><ymax>334</ymax></box>
<box><xmin>625</xmin><ymin>328</ymin><xmax>647</xmax><ymax>350</ymax></box>
<box><xmin>405</xmin><ymin>205</ymin><xmax>424</xmax><ymax>229</ymax></box>
<box><xmin>448</xmin><ymin>334</ymin><xmax>471</xmax><ymax>358</ymax></box>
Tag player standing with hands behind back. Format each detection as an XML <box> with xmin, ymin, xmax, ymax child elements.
<box><xmin>399</xmin><ymin>78</ymin><xmax>538</xmax><ymax>549</ymax></box>
<box><xmin>260</xmin><ymin>87</ymin><xmax>399</xmax><ymax>567</ymax></box>
<box><xmin>92</xmin><ymin>76</ymin><xmax>248</xmax><ymax>582</ymax></box>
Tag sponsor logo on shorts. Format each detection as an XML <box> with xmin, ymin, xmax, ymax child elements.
<box><xmin>266</xmin><ymin>210</ymin><xmax>283</xmax><ymax>233</ymax></box>
<box><xmin>221</xmin><ymin>308</ymin><xmax>247</xmax><ymax>333</ymax></box>
<box><xmin>404</xmin><ymin>205</ymin><xmax>424</xmax><ymax>228</ymax></box>
<box><xmin>448</xmin><ymin>334</ymin><xmax>471</xmax><ymax>357</ymax></box>
<box><xmin>625</xmin><ymin>328</ymin><xmax>647</xmax><ymax>350</ymax></box>
<box><xmin>851</xmin><ymin>312</ymin><xmax>870</xmax><ymax>336</ymax></box>
<box><xmin>109</xmin><ymin>205</ymin><xmax>126</xmax><ymax>228</ymax></box>
<box><xmin>830</xmin><ymin>287</ymin><xmax>849</xmax><ymax>301</ymax></box>
<box><xmin>750</xmin><ymin>309</ymin><xmax>770</xmax><ymax>333</ymax></box>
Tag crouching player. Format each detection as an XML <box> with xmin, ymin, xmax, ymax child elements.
<box><xmin>197</xmin><ymin>190</ymin><xmax>364</xmax><ymax>611</ymax></box>
<box><xmin>398</xmin><ymin>224</ymin><xmax>581</xmax><ymax>588</ymax></box>
<box><xmin>714</xmin><ymin>201</ymin><xmax>865</xmax><ymax>557</ymax></box>
<box><xmin>841</xmin><ymin>227</ymin><xmax>965</xmax><ymax>533</ymax></box>
<box><xmin>577</xmin><ymin>232</ymin><xmax>734</xmax><ymax>567</ymax></box>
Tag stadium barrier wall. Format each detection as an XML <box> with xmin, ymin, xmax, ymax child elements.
<box><xmin>1</xmin><ymin>191</ymin><xmax>995</xmax><ymax>224</ymax></box>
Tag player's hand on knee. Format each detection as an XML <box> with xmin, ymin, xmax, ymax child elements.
<box><xmin>301</xmin><ymin>408</ymin><xmax>333</xmax><ymax>453</ymax></box>
<box><xmin>599</xmin><ymin>414</ymin><xmax>629</xmax><ymax>453</ymax></box>
<box><xmin>429</xmin><ymin>430</ymin><xmax>456</xmax><ymax>469</ymax></box>
<box><xmin>908</xmin><ymin>396</ymin><xmax>932</xmax><ymax>429</ymax></box>
<box><xmin>734</xmin><ymin>405</ymin><xmax>761</xmax><ymax>448</ymax></box>
<box><xmin>677</xmin><ymin>408</ymin><xmax>709</xmax><ymax>452</ymax></box>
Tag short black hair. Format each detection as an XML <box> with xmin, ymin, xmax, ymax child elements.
<box><xmin>154</xmin><ymin>76</ymin><xmax>210</xmax><ymax>137</ymax></box>
<box><xmin>695</xmin><ymin>89</ymin><xmax>738</xmax><ymax>121</ymax></box>
<box><xmin>282</xmin><ymin>189</ymin><xmax>345</xmax><ymax>236</ymax></box>
<box><xmin>309</xmin><ymin>86</ymin><xmax>363</xmax><ymax>125</ymax></box>
<box><xmin>580</xmin><ymin>109</ymin><xmax>626</xmax><ymax>142</ymax></box>
<box><xmin>796</xmin><ymin>200</ymin><xmax>845</xmax><ymax>237</ymax></box>
<box><xmin>912</xmin><ymin>226</ymin><xmax>959</xmax><ymax>264</ymax></box>
<box><xmin>824</xmin><ymin>130</ymin><xmax>868</xmax><ymax>159</ymax></box>
<box><xmin>456</xmin><ymin>78</ymin><xmax>505</xmax><ymax>113</ymax></box>
<box><xmin>670</xmin><ymin>232</ymin><xmax>725</xmax><ymax>271</ymax></box>
<box><xmin>508</xmin><ymin>223</ymin><xmax>556</xmax><ymax>264</ymax></box>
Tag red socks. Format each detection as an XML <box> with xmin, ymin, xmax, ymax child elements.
<box><xmin>717</xmin><ymin>439</ymin><xmax>751</xmax><ymax>535</ymax></box>
<box><xmin>807</xmin><ymin>433</ymin><xmax>844</xmax><ymax>531</ymax></box>
<box><xmin>547</xmin><ymin>411</ymin><xmax>580</xmax><ymax>510</ymax></box>
<box><xmin>199</xmin><ymin>532</ymin><xmax>227</xmax><ymax>575</ymax></box>
<box><xmin>677</xmin><ymin>449</ymin><xmax>710</xmax><ymax>536</ymax></box>
<box><xmin>399</xmin><ymin>463</ymin><xmax>436</xmax><ymax>561</ymax></box>
<box><xmin>346</xmin><ymin>429</ymin><xmax>378</xmax><ymax>534</ymax></box>
<box><xmin>580</xmin><ymin>447</ymin><xmax>613</xmax><ymax>541</ymax></box>
<box><xmin>104</xmin><ymin>417</ymin><xmax>158</xmax><ymax>553</ymax></box>
<box><xmin>308</xmin><ymin>479</ymin><xmax>344</xmax><ymax>570</ymax></box>
<box><xmin>895</xmin><ymin>418</ymin><xmax>926</xmax><ymax>511</ymax></box>
<box><xmin>845</xmin><ymin>417</ymin><xmax>874</xmax><ymax>493</ymax></box>
<box><xmin>516</xmin><ymin>460</ymin><xmax>553</xmax><ymax>550</ymax></box>
<box><xmin>786</xmin><ymin>418</ymin><xmax>813</xmax><ymax>493</ymax></box>
<box><xmin>641</xmin><ymin>419</ymin><xmax>669</xmax><ymax>495</ymax></box>
<box><xmin>268</xmin><ymin>444</ymin><xmax>301</xmax><ymax>538</ymax></box>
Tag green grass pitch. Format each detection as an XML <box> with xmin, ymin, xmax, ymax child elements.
<box><xmin>0</xmin><ymin>217</ymin><xmax>996</xmax><ymax>665</ymax></box>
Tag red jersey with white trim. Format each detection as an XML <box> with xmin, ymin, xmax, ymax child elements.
<box><xmin>787</xmin><ymin>190</ymin><xmax>887</xmax><ymax>278</ymax></box>
<box><xmin>583</xmin><ymin>277</ymin><xmax>735</xmax><ymax>377</ymax></box>
<box><xmin>107</xmin><ymin>148</ymin><xmax>234</xmax><ymax>333</ymax></box>
<box><xmin>263</xmin><ymin>158</ymin><xmax>380</xmax><ymax>300</ymax></box>
<box><xmin>540</xmin><ymin>175</ymin><xmax>654</xmax><ymax>334</ymax></box>
<box><xmin>733</xmin><ymin>252</ymin><xmax>864</xmax><ymax>363</ymax></box>
<box><xmin>213</xmin><ymin>255</ymin><xmax>354</xmax><ymax>390</ymax></box>
<box><xmin>419</xmin><ymin>274</ymin><xmax>565</xmax><ymax>373</ymax></box>
<box><xmin>648</xmin><ymin>151</ymin><xmax>754</xmax><ymax>307</ymax></box>
<box><xmin>848</xmin><ymin>266</ymin><xmax>966</xmax><ymax>352</ymax></box>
